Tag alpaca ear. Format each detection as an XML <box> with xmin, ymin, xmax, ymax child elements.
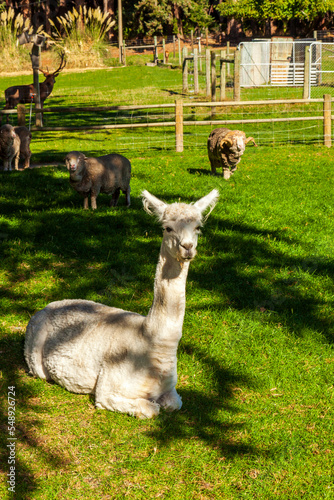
<box><xmin>194</xmin><ymin>189</ymin><xmax>219</xmax><ymax>220</ymax></box>
<box><xmin>142</xmin><ymin>190</ymin><xmax>167</xmax><ymax>219</ymax></box>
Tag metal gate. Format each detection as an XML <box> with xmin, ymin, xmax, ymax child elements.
<box><xmin>309</xmin><ymin>42</ymin><xmax>334</xmax><ymax>98</ymax></box>
<box><xmin>239</xmin><ymin>39</ymin><xmax>319</xmax><ymax>87</ymax></box>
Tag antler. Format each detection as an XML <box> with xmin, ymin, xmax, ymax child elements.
<box><xmin>53</xmin><ymin>51</ymin><xmax>66</xmax><ymax>77</ymax></box>
<box><xmin>39</xmin><ymin>67</ymin><xmax>50</xmax><ymax>77</ymax></box>
<box><xmin>38</xmin><ymin>52</ymin><xmax>66</xmax><ymax>78</ymax></box>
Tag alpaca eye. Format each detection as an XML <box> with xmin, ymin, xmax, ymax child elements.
<box><xmin>165</xmin><ymin>227</ymin><xmax>173</xmax><ymax>233</ymax></box>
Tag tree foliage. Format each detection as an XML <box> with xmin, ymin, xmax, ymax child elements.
<box><xmin>124</xmin><ymin>0</ymin><xmax>215</xmax><ymax>37</ymax></box>
<box><xmin>218</xmin><ymin>0</ymin><xmax>334</xmax><ymax>24</ymax></box>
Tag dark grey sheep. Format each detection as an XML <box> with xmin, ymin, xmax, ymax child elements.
<box><xmin>65</xmin><ymin>151</ymin><xmax>131</xmax><ymax>210</ymax></box>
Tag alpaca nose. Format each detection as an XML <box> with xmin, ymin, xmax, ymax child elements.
<box><xmin>181</xmin><ymin>242</ymin><xmax>193</xmax><ymax>250</ymax></box>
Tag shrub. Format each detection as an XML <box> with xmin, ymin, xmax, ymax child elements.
<box><xmin>48</xmin><ymin>6</ymin><xmax>115</xmax><ymax>68</ymax></box>
<box><xmin>0</xmin><ymin>7</ymin><xmax>36</xmax><ymax>72</ymax></box>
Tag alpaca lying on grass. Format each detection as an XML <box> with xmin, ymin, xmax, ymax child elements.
<box><xmin>24</xmin><ymin>189</ymin><xmax>219</xmax><ymax>419</ymax></box>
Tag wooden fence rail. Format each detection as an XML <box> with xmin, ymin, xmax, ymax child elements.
<box><xmin>0</xmin><ymin>96</ymin><xmax>331</xmax><ymax>151</ymax></box>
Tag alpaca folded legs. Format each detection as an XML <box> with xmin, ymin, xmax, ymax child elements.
<box><xmin>95</xmin><ymin>392</ymin><xmax>160</xmax><ymax>419</ymax></box>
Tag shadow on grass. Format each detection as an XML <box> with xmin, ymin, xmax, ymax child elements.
<box><xmin>0</xmin><ymin>167</ymin><xmax>332</xmax><ymax>338</ymax></box>
<box><xmin>187</xmin><ymin>167</ymin><xmax>212</xmax><ymax>176</ymax></box>
<box><xmin>195</xmin><ymin>219</ymin><xmax>334</xmax><ymax>343</ymax></box>
<box><xmin>0</xmin><ymin>165</ymin><xmax>333</xmax><ymax>495</ymax></box>
<box><xmin>149</xmin><ymin>342</ymin><xmax>261</xmax><ymax>458</ymax></box>
<box><xmin>0</xmin><ymin>335</ymin><xmax>73</xmax><ymax>498</ymax></box>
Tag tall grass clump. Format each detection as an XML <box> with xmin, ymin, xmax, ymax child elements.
<box><xmin>49</xmin><ymin>6</ymin><xmax>115</xmax><ymax>68</ymax></box>
<box><xmin>0</xmin><ymin>8</ymin><xmax>37</xmax><ymax>72</ymax></box>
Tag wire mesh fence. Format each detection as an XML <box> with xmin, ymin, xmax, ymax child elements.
<box><xmin>2</xmin><ymin>36</ymin><xmax>334</xmax><ymax>154</ymax></box>
<box><xmin>27</xmin><ymin>98</ymin><xmax>327</xmax><ymax>157</ymax></box>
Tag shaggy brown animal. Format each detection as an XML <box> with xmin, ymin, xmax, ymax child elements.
<box><xmin>14</xmin><ymin>126</ymin><xmax>32</xmax><ymax>169</ymax></box>
<box><xmin>0</xmin><ymin>124</ymin><xmax>20</xmax><ymax>171</ymax></box>
<box><xmin>65</xmin><ymin>151</ymin><xmax>131</xmax><ymax>210</ymax></box>
<box><xmin>207</xmin><ymin>128</ymin><xmax>257</xmax><ymax>179</ymax></box>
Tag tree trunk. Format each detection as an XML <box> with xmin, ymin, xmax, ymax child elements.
<box><xmin>174</xmin><ymin>3</ymin><xmax>183</xmax><ymax>36</ymax></box>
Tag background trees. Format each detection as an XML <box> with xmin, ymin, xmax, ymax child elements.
<box><xmin>218</xmin><ymin>0</ymin><xmax>334</xmax><ymax>38</ymax></box>
<box><xmin>1</xmin><ymin>0</ymin><xmax>334</xmax><ymax>39</ymax></box>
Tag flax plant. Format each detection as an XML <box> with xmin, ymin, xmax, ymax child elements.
<box><xmin>0</xmin><ymin>7</ymin><xmax>35</xmax><ymax>72</ymax></box>
<box><xmin>48</xmin><ymin>6</ymin><xmax>115</xmax><ymax>68</ymax></box>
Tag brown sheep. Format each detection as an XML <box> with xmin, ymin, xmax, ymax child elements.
<box><xmin>207</xmin><ymin>128</ymin><xmax>257</xmax><ymax>179</ymax></box>
<box><xmin>65</xmin><ymin>151</ymin><xmax>131</xmax><ymax>210</ymax></box>
<box><xmin>0</xmin><ymin>124</ymin><xmax>20</xmax><ymax>171</ymax></box>
<box><xmin>14</xmin><ymin>126</ymin><xmax>32</xmax><ymax>169</ymax></box>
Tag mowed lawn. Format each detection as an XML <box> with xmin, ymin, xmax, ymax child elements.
<box><xmin>0</xmin><ymin>65</ymin><xmax>334</xmax><ymax>499</ymax></box>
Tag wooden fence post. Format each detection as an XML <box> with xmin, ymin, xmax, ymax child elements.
<box><xmin>31</xmin><ymin>43</ymin><xmax>42</xmax><ymax>127</ymax></box>
<box><xmin>323</xmin><ymin>94</ymin><xmax>331</xmax><ymax>147</ymax></box>
<box><xmin>17</xmin><ymin>104</ymin><xmax>26</xmax><ymax>126</ymax></box>
<box><xmin>198</xmin><ymin>37</ymin><xmax>202</xmax><ymax>71</ymax></box>
<box><xmin>206</xmin><ymin>49</ymin><xmax>211</xmax><ymax>98</ymax></box>
<box><xmin>178</xmin><ymin>36</ymin><xmax>181</xmax><ymax>66</ymax></box>
<box><xmin>303</xmin><ymin>46</ymin><xmax>311</xmax><ymax>99</ymax></box>
<box><xmin>182</xmin><ymin>47</ymin><xmax>188</xmax><ymax>92</ymax></box>
<box><xmin>226</xmin><ymin>41</ymin><xmax>230</xmax><ymax>76</ymax></box>
<box><xmin>220</xmin><ymin>49</ymin><xmax>226</xmax><ymax>101</ymax></box>
<box><xmin>175</xmin><ymin>99</ymin><xmax>183</xmax><ymax>152</ymax></box>
<box><xmin>234</xmin><ymin>48</ymin><xmax>241</xmax><ymax>101</ymax></box>
<box><xmin>193</xmin><ymin>48</ymin><xmax>199</xmax><ymax>94</ymax></box>
<box><xmin>173</xmin><ymin>35</ymin><xmax>176</xmax><ymax>58</ymax></box>
<box><xmin>123</xmin><ymin>41</ymin><xmax>126</xmax><ymax>66</ymax></box>
<box><xmin>163</xmin><ymin>38</ymin><xmax>166</xmax><ymax>64</ymax></box>
<box><xmin>211</xmin><ymin>51</ymin><xmax>216</xmax><ymax>115</ymax></box>
<box><xmin>154</xmin><ymin>36</ymin><xmax>158</xmax><ymax>64</ymax></box>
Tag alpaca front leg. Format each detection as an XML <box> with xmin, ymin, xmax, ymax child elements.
<box><xmin>157</xmin><ymin>388</ymin><xmax>182</xmax><ymax>412</ymax></box>
<box><xmin>95</xmin><ymin>393</ymin><xmax>160</xmax><ymax>419</ymax></box>
<box><xmin>94</xmin><ymin>369</ymin><xmax>160</xmax><ymax>419</ymax></box>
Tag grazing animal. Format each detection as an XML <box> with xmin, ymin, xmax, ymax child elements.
<box><xmin>4</xmin><ymin>52</ymin><xmax>66</xmax><ymax>120</ymax></box>
<box><xmin>65</xmin><ymin>151</ymin><xmax>131</xmax><ymax>209</ymax></box>
<box><xmin>207</xmin><ymin>128</ymin><xmax>257</xmax><ymax>179</ymax></box>
<box><xmin>14</xmin><ymin>126</ymin><xmax>32</xmax><ymax>169</ymax></box>
<box><xmin>165</xmin><ymin>50</ymin><xmax>169</xmax><ymax>63</ymax></box>
<box><xmin>0</xmin><ymin>124</ymin><xmax>20</xmax><ymax>171</ymax></box>
<box><xmin>24</xmin><ymin>189</ymin><xmax>219</xmax><ymax>419</ymax></box>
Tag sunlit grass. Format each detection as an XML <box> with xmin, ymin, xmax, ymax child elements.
<box><xmin>0</xmin><ymin>136</ymin><xmax>334</xmax><ymax>498</ymax></box>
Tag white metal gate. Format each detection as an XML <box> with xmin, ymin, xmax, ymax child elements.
<box><xmin>239</xmin><ymin>39</ymin><xmax>319</xmax><ymax>87</ymax></box>
<box><xmin>309</xmin><ymin>42</ymin><xmax>334</xmax><ymax>98</ymax></box>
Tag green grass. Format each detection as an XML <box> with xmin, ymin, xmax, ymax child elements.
<box><xmin>1</xmin><ymin>141</ymin><xmax>334</xmax><ymax>499</ymax></box>
<box><xmin>0</xmin><ymin>63</ymin><xmax>328</xmax><ymax>148</ymax></box>
<box><xmin>1</xmin><ymin>66</ymin><xmax>334</xmax><ymax>499</ymax></box>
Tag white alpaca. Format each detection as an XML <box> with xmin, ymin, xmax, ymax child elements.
<box><xmin>24</xmin><ymin>189</ymin><xmax>219</xmax><ymax>418</ymax></box>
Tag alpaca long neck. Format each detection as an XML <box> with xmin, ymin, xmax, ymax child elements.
<box><xmin>143</xmin><ymin>245</ymin><xmax>190</xmax><ymax>345</ymax></box>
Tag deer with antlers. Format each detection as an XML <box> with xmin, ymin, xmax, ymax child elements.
<box><xmin>3</xmin><ymin>52</ymin><xmax>66</xmax><ymax>122</ymax></box>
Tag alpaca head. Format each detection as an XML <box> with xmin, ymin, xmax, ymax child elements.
<box><xmin>142</xmin><ymin>190</ymin><xmax>219</xmax><ymax>262</ymax></box>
